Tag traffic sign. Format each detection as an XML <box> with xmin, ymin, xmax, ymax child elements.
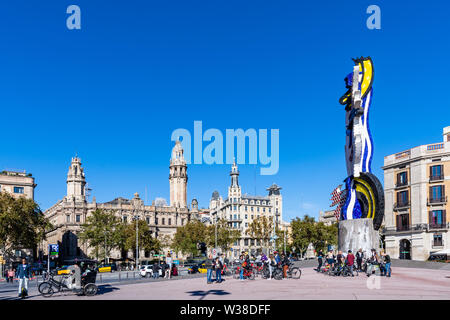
<box><xmin>49</xmin><ymin>244</ymin><xmax>59</xmax><ymax>257</ymax></box>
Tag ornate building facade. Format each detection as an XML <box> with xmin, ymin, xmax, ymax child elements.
<box><xmin>43</xmin><ymin>142</ymin><xmax>199</xmax><ymax>262</ymax></box>
<box><xmin>382</xmin><ymin>126</ymin><xmax>450</xmax><ymax>261</ymax></box>
<box><xmin>209</xmin><ymin>161</ymin><xmax>283</xmax><ymax>258</ymax></box>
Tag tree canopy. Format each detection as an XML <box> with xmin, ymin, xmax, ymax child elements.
<box><xmin>290</xmin><ymin>215</ymin><xmax>337</xmax><ymax>256</ymax></box>
<box><xmin>0</xmin><ymin>192</ymin><xmax>52</xmax><ymax>259</ymax></box>
<box><xmin>172</xmin><ymin>220</ymin><xmax>207</xmax><ymax>257</ymax></box>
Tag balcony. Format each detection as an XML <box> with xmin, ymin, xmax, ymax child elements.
<box><xmin>429</xmin><ymin>174</ymin><xmax>444</xmax><ymax>182</ymax></box>
<box><xmin>396</xmin><ymin>224</ymin><xmax>411</xmax><ymax>232</ymax></box>
<box><xmin>395</xmin><ymin>181</ymin><xmax>409</xmax><ymax>189</ymax></box>
<box><xmin>394</xmin><ymin>201</ymin><xmax>410</xmax><ymax>210</ymax></box>
<box><xmin>428</xmin><ymin>223</ymin><xmax>449</xmax><ymax>230</ymax></box>
<box><xmin>427</xmin><ymin>196</ymin><xmax>448</xmax><ymax>206</ymax></box>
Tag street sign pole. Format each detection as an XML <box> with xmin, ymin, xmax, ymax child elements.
<box><xmin>47</xmin><ymin>245</ymin><xmax>50</xmax><ymax>274</ymax></box>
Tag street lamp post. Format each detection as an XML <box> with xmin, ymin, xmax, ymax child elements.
<box><xmin>214</xmin><ymin>212</ymin><xmax>218</xmax><ymax>249</ymax></box>
<box><xmin>135</xmin><ymin>215</ymin><xmax>139</xmax><ymax>269</ymax></box>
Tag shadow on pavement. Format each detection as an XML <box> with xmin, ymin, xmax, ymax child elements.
<box><xmin>97</xmin><ymin>284</ymin><xmax>120</xmax><ymax>295</ymax></box>
<box><xmin>186</xmin><ymin>289</ymin><xmax>231</xmax><ymax>300</ymax></box>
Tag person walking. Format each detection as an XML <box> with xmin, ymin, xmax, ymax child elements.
<box><xmin>165</xmin><ymin>253</ymin><xmax>173</xmax><ymax>279</ymax></box>
<box><xmin>152</xmin><ymin>262</ymin><xmax>159</xmax><ymax>279</ymax></box>
<box><xmin>356</xmin><ymin>248</ymin><xmax>364</xmax><ymax>271</ymax></box>
<box><xmin>317</xmin><ymin>250</ymin><xmax>324</xmax><ymax>272</ymax></box>
<box><xmin>215</xmin><ymin>257</ymin><xmax>223</xmax><ymax>283</ymax></box>
<box><xmin>16</xmin><ymin>258</ymin><xmax>31</xmax><ymax>297</ymax></box>
<box><xmin>346</xmin><ymin>250</ymin><xmax>355</xmax><ymax>277</ymax></box>
<box><xmin>268</xmin><ymin>254</ymin><xmax>275</xmax><ymax>280</ymax></box>
<box><xmin>205</xmin><ymin>254</ymin><xmax>214</xmax><ymax>284</ymax></box>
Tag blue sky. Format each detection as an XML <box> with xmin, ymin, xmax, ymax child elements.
<box><xmin>1</xmin><ymin>1</ymin><xmax>449</xmax><ymax>221</ymax></box>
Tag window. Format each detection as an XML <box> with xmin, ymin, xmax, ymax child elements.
<box><xmin>396</xmin><ymin>214</ymin><xmax>410</xmax><ymax>231</ymax></box>
<box><xmin>233</xmin><ymin>205</ymin><xmax>237</xmax><ymax>211</ymax></box>
<box><xmin>162</xmin><ymin>218</ymin><xmax>165</xmax><ymax>225</ymax></box>
<box><xmin>229</xmin><ymin>215</ymin><xmax>232</xmax><ymax>220</ymax></box>
<box><xmin>181</xmin><ymin>218</ymin><xmax>184</xmax><ymax>225</ymax></box>
<box><xmin>245</xmin><ymin>214</ymin><xmax>248</xmax><ymax>219</ymax></box>
<box><xmin>233</xmin><ymin>222</ymin><xmax>237</xmax><ymax>228</ymax></box>
<box><xmin>430</xmin><ymin>165</ymin><xmax>444</xmax><ymax>180</ymax></box>
<box><xmin>123</xmin><ymin>216</ymin><xmax>127</xmax><ymax>223</ymax></box>
<box><xmin>66</xmin><ymin>215</ymin><xmax>70</xmax><ymax>222</ymax></box>
<box><xmin>76</xmin><ymin>215</ymin><xmax>81</xmax><ymax>223</ymax></box>
<box><xmin>244</xmin><ymin>239</ymin><xmax>248</xmax><ymax>246</ymax></box>
<box><xmin>250</xmin><ymin>239</ymin><xmax>255</xmax><ymax>246</ymax></box>
<box><xmin>168</xmin><ymin>218</ymin><xmax>171</xmax><ymax>225</ymax></box>
<box><xmin>396</xmin><ymin>191</ymin><xmax>409</xmax><ymax>206</ymax></box>
<box><xmin>433</xmin><ymin>234</ymin><xmax>443</xmax><ymax>247</ymax></box>
<box><xmin>155</xmin><ymin>218</ymin><xmax>158</xmax><ymax>225</ymax></box>
<box><xmin>233</xmin><ymin>214</ymin><xmax>237</xmax><ymax>220</ymax></box>
<box><xmin>257</xmin><ymin>207</ymin><xmax>260</xmax><ymax>212</ymax></box>
<box><xmin>251</xmin><ymin>215</ymin><xmax>254</xmax><ymax>219</ymax></box>
<box><xmin>429</xmin><ymin>210</ymin><xmax>446</xmax><ymax>227</ymax></box>
<box><xmin>269</xmin><ymin>208</ymin><xmax>271</xmax><ymax>213</ymax></box>
<box><xmin>251</xmin><ymin>207</ymin><xmax>254</xmax><ymax>212</ymax></box>
<box><xmin>245</xmin><ymin>206</ymin><xmax>248</xmax><ymax>211</ymax></box>
<box><xmin>430</xmin><ymin>185</ymin><xmax>445</xmax><ymax>202</ymax></box>
<box><xmin>146</xmin><ymin>217</ymin><xmax>150</xmax><ymax>224</ymax></box>
<box><xmin>245</xmin><ymin>223</ymin><xmax>248</xmax><ymax>227</ymax></box>
<box><xmin>397</xmin><ymin>172</ymin><xmax>408</xmax><ymax>186</ymax></box>
<box><xmin>14</xmin><ymin>186</ymin><xmax>24</xmax><ymax>194</ymax></box>
<box><xmin>263</xmin><ymin>208</ymin><xmax>265</xmax><ymax>213</ymax></box>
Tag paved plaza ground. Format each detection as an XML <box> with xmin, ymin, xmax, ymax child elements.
<box><xmin>4</xmin><ymin>266</ymin><xmax>449</xmax><ymax>300</ymax></box>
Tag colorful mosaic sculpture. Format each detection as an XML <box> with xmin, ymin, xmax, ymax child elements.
<box><xmin>337</xmin><ymin>57</ymin><xmax>384</xmax><ymax>230</ymax></box>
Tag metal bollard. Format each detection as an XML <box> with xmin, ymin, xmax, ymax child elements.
<box><xmin>119</xmin><ymin>272</ymin><xmax>121</xmax><ymax>282</ymax></box>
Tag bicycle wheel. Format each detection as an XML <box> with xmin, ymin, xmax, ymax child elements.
<box><xmin>274</xmin><ymin>270</ymin><xmax>283</xmax><ymax>280</ymax></box>
<box><xmin>84</xmin><ymin>283</ymin><xmax>98</xmax><ymax>296</ymax></box>
<box><xmin>39</xmin><ymin>281</ymin><xmax>53</xmax><ymax>294</ymax></box>
<box><xmin>249</xmin><ymin>272</ymin><xmax>255</xmax><ymax>280</ymax></box>
<box><xmin>39</xmin><ymin>282</ymin><xmax>54</xmax><ymax>298</ymax></box>
<box><xmin>291</xmin><ymin>268</ymin><xmax>301</xmax><ymax>279</ymax></box>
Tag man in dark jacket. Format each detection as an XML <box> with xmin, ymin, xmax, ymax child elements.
<box><xmin>356</xmin><ymin>249</ymin><xmax>364</xmax><ymax>271</ymax></box>
<box><xmin>152</xmin><ymin>262</ymin><xmax>160</xmax><ymax>279</ymax></box>
<box><xmin>16</xmin><ymin>258</ymin><xmax>31</xmax><ymax>297</ymax></box>
<box><xmin>317</xmin><ymin>251</ymin><xmax>324</xmax><ymax>272</ymax></box>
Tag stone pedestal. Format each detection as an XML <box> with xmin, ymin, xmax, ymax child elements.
<box><xmin>338</xmin><ymin>218</ymin><xmax>379</xmax><ymax>255</ymax></box>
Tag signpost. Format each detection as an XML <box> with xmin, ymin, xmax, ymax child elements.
<box><xmin>48</xmin><ymin>244</ymin><xmax>59</xmax><ymax>274</ymax></box>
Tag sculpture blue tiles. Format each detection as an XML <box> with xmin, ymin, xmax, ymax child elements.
<box><xmin>338</xmin><ymin>57</ymin><xmax>384</xmax><ymax>231</ymax></box>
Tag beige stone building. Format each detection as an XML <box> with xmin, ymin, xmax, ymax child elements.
<box><xmin>382</xmin><ymin>126</ymin><xmax>450</xmax><ymax>261</ymax></box>
<box><xmin>0</xmin><ymin>170</ymin><xmax>36</xmax><ymax>200</ymax></box>
<box><xmin>43</xmin><ymin>142</ymin><xmax>200</xmax><ymax>262</ymax></box>
<box><xmin>319</xmin><ymin>210</ymin><xmax>337</xmax><ymax>226</ymax></box>
<box><xmin>209</xmin><ymin>161</ymin><xmax>283</xmax><ymax>258</ymax></box>
<box><xmin>0</xmin><ymin>170</ymin><xmax>37</xmax><ymax>262</ymax></box>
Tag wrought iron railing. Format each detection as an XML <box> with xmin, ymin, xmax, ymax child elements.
<box><xmin>428</xmin><ymin>196</ymin><xmax>448</xmax><ymax>205</ymax></box>
<box><xmin>394</xmin><ymin>201</ymin><xmax>410</xmax><ymax>210</ymax></box>
<box><xmin>430</xmin><ymin>174</ymin><xmax>444</xmax><ymax>182</ymax></box>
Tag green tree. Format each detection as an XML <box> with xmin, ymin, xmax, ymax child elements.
<box><xmin>290</xmin><ymin>215</ymin><xmax>338</xmax><ymax>257</ymax></box>
<box><xmin>245</xmin><ymin>216</ymin><xmax>273</xmax><ymax>252</ymax></box>
<box><xmin>290</xmin><ymin>215</ymin><xmax>316</xmax><ymax>258</ymax></box>
<box><xmin>0</xmin><ymin>192</ymin><xmax>53</xmax><ymax>260</ymax></box>
<box><xmin>172</xmin><ymin>220</ymin><xmax>207</xmax><ymax>257</ymax></box>
<box><xmin>206</xmin><ymin>219</ymin><xmax>240</xmax><ymax>252</ymax></box>
<box><xmin>79</xmin><ymin>209</ymin><xmax>122</xmax><ymax>261</ymax></box>
<box><xmin>124</xmin><ymin>219</ymin><xmax>161</xmax><ymax>258</ymax></box>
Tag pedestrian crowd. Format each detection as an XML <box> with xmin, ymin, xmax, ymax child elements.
<box><xmin>317</xmin><ymin>248</ymin><xmax>391</xmax><ymax>277</ymax></box>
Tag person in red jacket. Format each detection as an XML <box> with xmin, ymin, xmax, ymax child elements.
<box><xmin>346</xmin><ymin>250</ymin><xmax>355</xmax><ymax>277</ymax></box>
